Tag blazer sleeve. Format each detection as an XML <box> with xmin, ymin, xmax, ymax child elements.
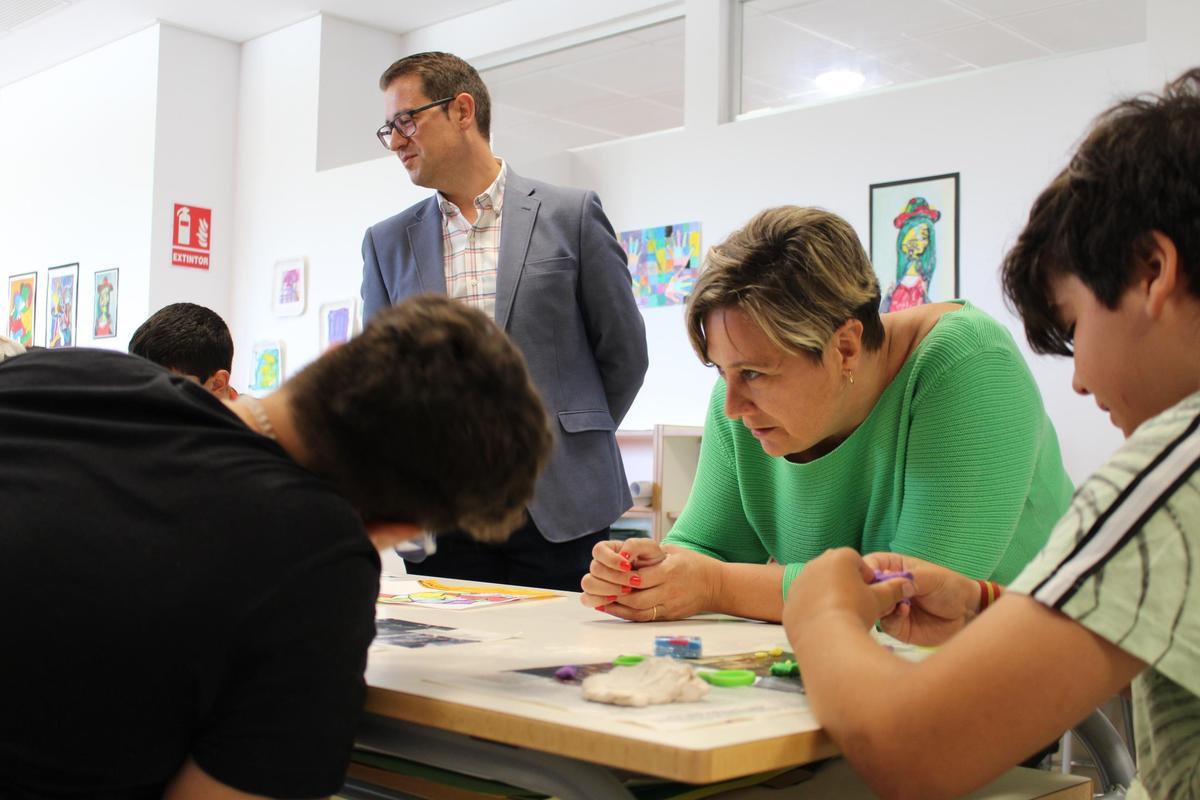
<box><xmin>360</xmin><ymin>226</ymin><xmax>389</xmax><ymax>323</ymax></box>
<box><xmin>576</xmin><ymin>190</ymin><xmax>648</xmax><ymax>425</ymax></box>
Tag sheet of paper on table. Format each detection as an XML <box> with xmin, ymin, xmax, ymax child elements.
<box><xmin>377</xmin><ymin>577</ymin><xmax>559</xmax><ymax>610</ymax></box>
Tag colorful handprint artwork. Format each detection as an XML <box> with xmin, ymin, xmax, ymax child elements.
<box><xmin>619</xmin><ymin>222</ymin><xmax>702</xmax><ymax>308</ymax></box>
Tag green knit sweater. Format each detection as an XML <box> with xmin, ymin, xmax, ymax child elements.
<box><xmin>665</xmin><ymin>301</ymin><xmax>1074</xmax><ymax>596</ymax></box>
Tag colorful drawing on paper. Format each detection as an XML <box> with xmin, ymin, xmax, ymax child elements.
<box><xmin>93</xmin><ymin>268</ymin><xmax>118</xmax><ymax>339</ymax></box>
<box><xmin>46</xmin><ymin>263</ymin><xmax>79</xmax><ymax>349</ymax></box>
<box><xmin>620</xmin><ymin>221</ymin><xmax>701</xmax><ymax>308</ymax></box>
<box><xmin>518</xmin><ymin>651</ymin><xmax>806</xmax><ymax>695</ymax></box>
<box><xmin>250</xmin><ymin>340</ymin><xmax>283</xmax><ymax>391</ymax></box>
<box><xmin>271</xmin><ymin>258</ymin><xmax>306</xmax><ymax>317</ymax></box>
<box><xmin>869</xmin><ymin>173</ymin><xmax>959</xmax><ymax>311</ymax></box>
<box><xmin>7</xmin><ymin>272</ymin><xmax>37</xmax><ymax>347</ymax></box>
<box><xmin>378</xmin><ymin>578</ymin><xmax>558</xmax><ymax>610</ymax></box>
<box><xmin>319</xmin><ymin>299</ymin><xmax>357</xmax><ymax>352</ymax></box>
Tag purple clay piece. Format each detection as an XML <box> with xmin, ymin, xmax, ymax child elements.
<box><xmin>555</xmin><ymin>665</ymin><xmax>579</xmax><ymax>681</ymax></box>
<box><xmin>871</xmin><ymin>569</ymin><xmax>915</xmax><ymax>606</ymax></box>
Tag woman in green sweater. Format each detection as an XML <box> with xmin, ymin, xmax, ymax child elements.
<box><xmin>581</xmin><ymin>206</ymin><xmax>1072</xmax><ymax>622</ymax></box>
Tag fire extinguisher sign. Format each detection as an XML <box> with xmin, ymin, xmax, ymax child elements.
<box><xmin>172</xmin><ymin>203</ymin><xmax>212</xmax><ymax>270</ymax></box>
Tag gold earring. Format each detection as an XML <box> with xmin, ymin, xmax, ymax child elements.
<box><xmin>847</xmin><ymin>371</ymin><xmax>855</xmax><ymax>386</ymax></box>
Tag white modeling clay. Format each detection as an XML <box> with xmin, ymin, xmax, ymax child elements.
<box><xmin>581</xmin><ymin>657</ymin><xmax>710</xmax><ymax>707</ymax></box>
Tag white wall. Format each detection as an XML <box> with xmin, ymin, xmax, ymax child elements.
<box><xmin>0</xmin><ymin>27</ymin><xmax>160</xmax><ymax>351</ymax></box>
<box><xmin>571</xmin><ymin>45</ymin><xmax>1149</xmax><ymax>482</ymax></box>
<box><xmin>149</xmin><ymin>24</ymin><xmax>241</xmax><ymax>320</ymax></box>
<box><xmin>228</xmin><ymin>16</ymin><xmax>429</xmax><ymax>391</ymax></box>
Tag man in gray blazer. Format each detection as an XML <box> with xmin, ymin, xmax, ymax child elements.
<box><xmin>362</xmin><ymin>52</ymin><xmax>649</xmax><ymax>591</ymax></box>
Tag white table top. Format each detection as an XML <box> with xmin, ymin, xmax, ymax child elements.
<box><xmin>364</xmin><ymin>576</ymin><xmax>840</xmax><ymax>783</ymax></box>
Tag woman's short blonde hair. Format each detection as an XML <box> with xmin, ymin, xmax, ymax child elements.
<box><xmin>686</xmin><ymin>206</ymin><xmax>883</xmax><ymax>363</ymax></box>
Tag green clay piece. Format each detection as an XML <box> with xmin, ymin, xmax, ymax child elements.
<box><xmin>769</xmin><ymin>660</ymin><xmax>800</xmax><ymax>678</ymax></box>
<box><xmin>698</xmin><ymin>669</ymin><xmax>757</xmax><ymax>687</ymax></box>
<box><xmin>613</xmin><ymin>655</ymin><xmax>645</xmax><ymax>666</ymax></box>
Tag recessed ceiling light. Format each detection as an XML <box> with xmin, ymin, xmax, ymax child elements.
<box><xmin>813</xmin><ymin>69</ymin><xmax>866</xmax><ymax>95</ymax></box>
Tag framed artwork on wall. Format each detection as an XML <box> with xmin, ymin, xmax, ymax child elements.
<box><xmin>46</xmin><ymin>262</ymin><xmax>79</xmax><ymax>349</ymax></box>
<box><xmin>319</xmin><ymin>298</ymin><xmax>358</xmax><ymax>352</ymax></box>
<box><xmin>271</xmin><ymin>257</ymin><xmax>306</xmax><ymax>317</ymax></box>
<box><xmin>7</xmin><ymin>271</ymin><xmax>37</xmax><ymax>347</ymax></box>
<box><xmin>619</xmin><ymin>221</ymin><xmax>701</xmax><ymax>308</ymax></box>
<box><xmin>250</xmin><ymin>340</ymin><xmax>284</xmax><ymax>392</ymax></box>
<box><xmin>93</xmin><ymin>268</ymin><xmax>119</xmax><ymax>339</ymax></box>
<box><xmin>869</xmin><ymin>173</ymin><xmax>959</xmax><ymax>311</ymax></box>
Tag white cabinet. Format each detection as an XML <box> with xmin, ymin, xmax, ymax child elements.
<box><xmin>616</xmin><ymin>425</ymin><xmax>703</xmax><ymax>541</ymax></box>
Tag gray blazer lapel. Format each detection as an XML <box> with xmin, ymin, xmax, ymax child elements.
<box><xmin>407</xmin><ymin>196</ymin><xmax>446</xmax><ymax>294</ymax></box>
<box><xmin>495</xmin><ymin>173</ymin><xmax>539</xmax><ymax>331</ymax></box>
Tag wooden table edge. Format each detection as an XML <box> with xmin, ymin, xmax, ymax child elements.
<box><xmin>364</xmin><ymin>686</ymin><xmax>839</xmax><ymax>784</ymax></box>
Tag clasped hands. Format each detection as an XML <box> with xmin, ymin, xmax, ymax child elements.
<box><xmin>579</xmin><ymin>538</ymin><xmax>721</xmax><ymax>621</ymax></box>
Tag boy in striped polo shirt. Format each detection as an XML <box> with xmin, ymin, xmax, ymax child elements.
<box><xmin>782</xmin><ymin>68</ymin><xmax>1200</xmax><ymax>799</ymax></box>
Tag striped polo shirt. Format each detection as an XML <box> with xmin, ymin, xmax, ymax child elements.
<box><xmin>438</xmin><ymin>159</ymin><xmax>506</xmax><ymax>321</ymax></box>
<box><xmin>1009</xmin><ymin>390</ymin><xmax>1200</xmax><ymax>800</ymax></box>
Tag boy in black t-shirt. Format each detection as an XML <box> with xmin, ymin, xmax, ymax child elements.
<box><xmin>0</xmin><ymin>295</ymin><xmax>552</xmax><ymax>800</ymax></box>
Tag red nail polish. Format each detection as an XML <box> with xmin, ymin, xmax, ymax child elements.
<box><xmin>620</xmin><ymin>586</ymin><xmax>631</xmax><ymax>594</ymax></box>
<box><xmin>595</xmin><ymin>605</ymin><xmax>606</xmax><ymax>612</ymax></box>
<box><xmin>620</xmin><ymin>552</ymin><xmax>632</xmax><ymax>560</ymax></box>
<box><xmin>629</xmin><ymin>574</ymin><xmax>642</xmax><ymax>587</ymax></box>
<box><xmin>606</xmin><ymin>595</ymin><xmax>617</xmax><ymax>602</ymax></box>
<box><xmin>620</xmin><ymin>561</ymin><xmax>632</xmax><ymax>572</ymax></box>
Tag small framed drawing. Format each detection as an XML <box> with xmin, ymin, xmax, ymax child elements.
<box><xmin>869</xmin><ymin>172</ymin><xmax>959</xmax><ymax>312</ymax></box>
<box><xmin>250</xmin><ymin>340</ymin><xmax>284</xmax><ymax>392</ymax></box>
<box><xmin>93</xmin><ymin>268</ymin><xmax>119</xmax><ymax>339</ymax></box>
<box><xmin>7</xmin><ymin>271</ymin><xmax>37</xmax><ymax>347</ymax></box>
<box><xmin>46</xmin><ymin>262</ymin><xmax>80</xmax><ymax>348</ymax></box>
<box><xmin>319</xmin><ymin>298</ymin><xmax>358</xmax><ymax>352</ymax></box>
<box><xmin>271</xmin><ymin>257</ymin><xmax>306</xmax><ymax>317</ymax></box>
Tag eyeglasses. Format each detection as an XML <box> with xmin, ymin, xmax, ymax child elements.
<box><xmin>376</xmin><ymin>97</ymin><xmax>455</xmax><ymax>149</ymax></box>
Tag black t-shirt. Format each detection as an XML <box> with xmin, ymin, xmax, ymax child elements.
<box><xmin>0</xmin><ymin>349</ymin><xmax>380</xmax><ymax>798</ymax></box>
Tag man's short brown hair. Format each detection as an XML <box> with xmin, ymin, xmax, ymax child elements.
<box><xmin>379</xmin><ymin>51</ymin><xmax>492</xmax><ymax>140</ymax></box>
<box><xmin>287</xmin><ymin>295</ymin><xmax>551</xmax><ymax>542</ymax></box>
<box><xmin>1002</xmin><ymin>68</ymin><xmax>1200</xmax><ymax>356</ymax></box>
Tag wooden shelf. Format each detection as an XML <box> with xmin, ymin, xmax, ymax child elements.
<box><xmin>616</xmin><ymin>424</ymin><xmax>703</xmax><ymax>541</ymax></box>
<box><xmin>622</xmin><ymin>506</ymin><xmax>654</xmax><ymax>518</ymax></box>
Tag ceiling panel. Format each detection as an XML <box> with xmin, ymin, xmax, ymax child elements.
<box><xmin>916</xmin><ymin>21</ymin><xmax>1049</xmax><ymax>67</ymax></box>
<box><xmin>769</xmin><ymin>0</ymin><xmax>980</xmax><ymax>51</ymax></box>
<box><xmin>739</xmin><ymin>0</ymin><xmax>1146</xmax><ymax>116</ymax></box>
<box><xmin>998</xmin><ymin>0</ymin><xmax>1146</xmax><ymax>52</ymax></box>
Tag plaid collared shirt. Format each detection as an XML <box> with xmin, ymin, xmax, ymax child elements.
<box><xmin>438</xmin><ymin>160</ymin><xmax>507</xmax><ymax>321</ymax></box>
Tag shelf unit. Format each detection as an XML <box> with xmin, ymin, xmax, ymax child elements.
<box><xmin>616</xmin><ymin>424</ymin><xmax>704</xmax><ymax>541</ymax></box>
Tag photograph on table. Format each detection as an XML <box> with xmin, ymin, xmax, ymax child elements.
<box><xmin>271</xmin><ymin>257</ymin><xmax>306</xmax><ymax>317</ymax></box>
<box><xmin>869</xmin><ymin>173</ymin><xmax>959</xmax><ymax>311</ymax></box>
<box><xmin>7</xmin><ymin>271</ymin><xmax>37</xmax><ymax>347</ymax></box>
<box><xmin>619</xmin><ymin>221</ymin><xmax>701</xmax><ymax>308</ymax></box>
<box><xmin>249</xmin><ymin>339</ymin><xmax>284</xmax><ymax>392</ymax></box>
<box><xmin>318</xmin><ymin>298</ymin><xmax>358</xmax><ymax>352</ymax></box>
<box><xmin>46</xmin><ymin>262</ymin><xmax>79</xmax><ymax>349</ymax></box>
<box><xmin>93</xmin><ymin>268</ymin><xmax>118</xmax><ymax>339</ymax></box>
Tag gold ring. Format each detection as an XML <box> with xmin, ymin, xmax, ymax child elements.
<box><xmin>651</xmin><ymin>605</ymin><xmax>658</xmax><ymax>621</ymax></box>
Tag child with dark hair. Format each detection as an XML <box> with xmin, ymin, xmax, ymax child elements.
<box><xmin>129</xmin><ymin>302</ymin><xmax>237</xmax><ymax>399</ymax></box>
<box><xmin>782</xmin><ymin>69</ymin><xmax>1200</xmax><ymax>800</ymax></box>
<box><xmin>0</xmin><ymin>294</ymin><xmax>552</xmax><ymax>799</ymax></box>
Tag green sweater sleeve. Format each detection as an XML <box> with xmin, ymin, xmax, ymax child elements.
<box><xmin>886</xmin><ymin>346</ymin><xmax>1048</xmax><ymax>580</ymax></box>
<box><xmin>664</xmin><ymin>382</ymin><xmax>770</xmax><ymax>565</ymax></box>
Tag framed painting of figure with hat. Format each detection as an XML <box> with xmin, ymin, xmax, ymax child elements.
<box><xmin>869</xmin><ymin>173</ymin><xmax>959</xmax><ymax>312</ymax></box>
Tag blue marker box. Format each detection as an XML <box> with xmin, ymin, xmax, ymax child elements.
<box><xmin>654</xmin><ymin>635</ymin><xmax>702</xmax><ymax>659</ymax></box>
